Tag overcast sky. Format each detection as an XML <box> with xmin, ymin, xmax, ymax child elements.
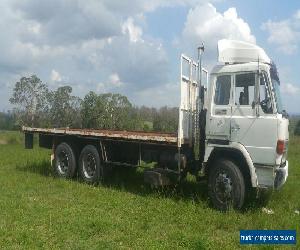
<box><xmin>0</xmin><ymin>0</ymin><xmax>299</xmax><ymax>113</ymax></box>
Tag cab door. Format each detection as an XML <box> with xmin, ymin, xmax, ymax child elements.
<box><xmin>206</xmin><ymin>74</ymin><xmax>233</xmax><ymax>142</ymax></box>
<box><xmin>230</xmin><ymin>71</ymin><xmax>277</xmax><ymax>165</ymax></box>
<box><xmin>230</xmin><ymin>72</ymin><xmax>257</xmax><ymax>142</ymax></box>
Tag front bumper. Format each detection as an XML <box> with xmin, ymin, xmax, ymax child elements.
<box><xmin>255</xmin><ymin>161</ymin><xmax>288</xmax><ymax>189</ymax></box>
<box><xmin>274</xmin><ymin>161</ymin><xmax>288</xmax><ymax>190</ymax></box>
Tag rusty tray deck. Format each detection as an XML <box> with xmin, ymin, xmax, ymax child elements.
<box><xmin>23</xmin><ymin>127</ymin><xmax>178</xmax><ymax>145</ymax></box>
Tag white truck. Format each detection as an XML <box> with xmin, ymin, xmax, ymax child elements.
<box><xmin>23</xmin><ymin>39</ymin><xmax>289</xmax><ymax>210</ymax></box>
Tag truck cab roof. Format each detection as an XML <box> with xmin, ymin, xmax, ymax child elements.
<box><xmin>218</xmin><ymin>39</ymin><xmax>271</xmax><ymax>64</ymax></box>
<box><xmin>212</xmin><ymin>39</ymin><xmax>271</xmax><ymax>75</ymax></box>
<box><xmin>211</xmin><ymin>62</ymin><xmax>270</xmax><ymax>75</ymax></box>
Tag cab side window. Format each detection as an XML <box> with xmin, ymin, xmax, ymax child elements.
<box><xmin>214</xmin><ymin>75</ymin><xmax>231</xmax><ymax>105</ymax></box>
<box><xmin>235</xmin><ymin>73</ymin><xmax>255</xmax><ymax>106</ymax></box>
<box><xmin>260</xmin><ymin>73</ymin><xmax>273</xmax><ymax>114</ymax></box>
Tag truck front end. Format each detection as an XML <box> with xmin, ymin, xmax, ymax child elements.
<box><xmin>204</xmin><ymin>39</ymin><xmax>290</xmax><ymax>210</ymax></box>
<box><xmin>270</xmin><ymin>63</ymin><xmax>289</xmax><ymax>189</ymax></box>
<box><xmin>244</xmin><ymin>61</ymin><xmax>289</xmax><ymax>190</ymax></box>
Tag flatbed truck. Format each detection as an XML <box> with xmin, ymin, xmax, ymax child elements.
<box><xmin>23</xmin><ymin>40</ymin><xmax>289</xmax><ymax>210</ymax></box>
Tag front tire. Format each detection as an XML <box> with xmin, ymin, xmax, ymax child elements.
<box><xmin>79</xmin><ymin>145</ymin><xmax>102</xmax><ymax>184</ymax></box>
<box><xmin>208</xmin><ymin>159</ymin><xmax>245</xmax><ymax>211</ymax></box>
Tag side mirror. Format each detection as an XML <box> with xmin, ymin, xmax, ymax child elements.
<box><xmin>282</xmin><ymin>110</ymin><xmax>289</xmax><ymax>118</ymax></box>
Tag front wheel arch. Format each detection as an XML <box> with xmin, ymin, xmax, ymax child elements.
<box><xmin>206</xmin><ymin>147</ymin><xmax>253</xmax><ymax>190</ymax></box>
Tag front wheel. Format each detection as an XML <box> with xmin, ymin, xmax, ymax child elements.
<box><xmin>208</xmin><ymin>159</ymin><xmax>245</xmax><ymax>211</ymax></box>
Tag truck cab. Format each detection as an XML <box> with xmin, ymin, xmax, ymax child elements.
<box><xmin>203</xmin><ymin>40</ymin><xmax>289</xmax><ymax>210</ymax></box>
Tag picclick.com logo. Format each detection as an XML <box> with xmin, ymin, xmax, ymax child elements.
<box><xmin>240</xmin><ymin>230</ymin><xmax>296</xmax><ymax>245</ymax></box>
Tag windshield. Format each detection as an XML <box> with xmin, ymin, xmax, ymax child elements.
<box><xmin>270</xmin><ymin>63</ymin><xmax>284</xmax><ymax>114</ymax></box>
<box><xmin>272</xmin><ymin>79</ymin><xmax>283</xmax><ymax>113</ymax></box>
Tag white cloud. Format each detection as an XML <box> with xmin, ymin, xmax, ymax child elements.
<box><xmin>0</xmin><ymin>0</ymin><xmax>170</xmax><ymax>103</ymax></box>
<box><xmin>133</xmin><ymin>82</ymin><xmax>180</xmax><ymax>107</ymax></box>
<box><xmin>96</xmin><ymin>74</ymin><xmax>123</xmax><ymax>92</ymax></box>
<box><xmin>51</xmin><ymin>69</ymin><xmax>62</xmax><ymax>82</ymax></box>
<box><xmin>96</xmin><ymin>82</ymin><xmax>106</xmax><ymax>93</ymax></box>
<box><xmin>181</xmin><ymin>3</ymin><xmax>256</xmax><ymax>57</ymax></box>
<box><xmin>101</xmin><ymin>35</ymin><xmax>169</xmax><ymax>91</ymax></box>
<box><xmin>15</xmin><ymin>0</ymin><xmax>121</xmax><ymax>45</ymax></box>
<box><xmin>109</xmin><ymin>73</ymin><xmax>123</xmax><ymax>87</ymax></box>
<box><xmin>0</xmin><ymin>0</ymin><xmax>262</xmax><ymax>111</ymax></box>
<box><xmin>122</xmin><ymin>18</ymin><xmax>143</xmax><ymax>43</ymax></box>
<box><xmin>281</xmin><ymin>83</ymin><xmax>300</xmax><ymax>95</ymax></box>
<box><xmin>261</xmin><ymin>10</ymin><xmax>300</xmax><ymax>55</ymax></box>
<box><xmin>294</xmin><ymin>10</ymin><xmax>300</xmax><ymax>19</ymax></box>
<box><xmin>14</xmin><ymin>0</ymin><xmax>206</xmax><ymax>46</ymax></box>
<box><xmin>27</xmin><ymin>21</ymin><xmax>40</xmax><ymax>34</ymax></box>
<box><xmin>102</xmin><ymin>0</ymin><xmax>207</xmax><ymax>14</ymax></box>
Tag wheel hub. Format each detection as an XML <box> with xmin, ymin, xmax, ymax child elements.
<box><xmin>215</xmin><ymin>171</ymin><xmax>233</xmax><ymax>203</ymax></box>
<box><xmin>57</xmin><ymin>150</ymin><xmax>69</xmax><ymax>175</ymax></box>
<box><xmin>83</xmin><ymin>153</ymin><xmax>96</xmax><ymax>178</ymax></box>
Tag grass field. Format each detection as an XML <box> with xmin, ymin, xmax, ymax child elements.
<box><xmin>0</xmin><ymin>131</ymin><xmax>299</xmax><ymax>249</ymax></box>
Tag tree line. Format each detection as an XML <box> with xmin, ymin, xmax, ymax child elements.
<box><xmin>3</xmin><ymin>75</ymin><xmax>178</xmax><ymax>133</ymax></box>
<box><xmin>3</xmin><ymin>75</ymin><xmax>300</xmax><ymax>136</ymax></box>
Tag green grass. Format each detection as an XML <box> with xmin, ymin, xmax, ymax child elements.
<box><xmin>0</xmin><ymin>130</ymin><xmax>24</xmax><ymax>145</ymax></box>
<box><xmin>0</xmin><ymin>131</ymin><xmax>299</xmax><ymax>249</ymax></box>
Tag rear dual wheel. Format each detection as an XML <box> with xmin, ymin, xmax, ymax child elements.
<box><xmin>54</xmin><ymin>143</ymin><xmax>103</xmax><ymax>184</ymax></box>
<box><xmin>54</xmin><ymin>142</ymin><xmax>77</xmax><ymax>178</ymax></box>
<box><xmin>79</xmin><ymin>145</ymin><xmax>103</xmax><ymax>184</ymax></box>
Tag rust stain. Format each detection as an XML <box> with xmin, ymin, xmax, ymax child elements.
<box><xmin>22</xmin><ymin>126</ymin><xmax>178</xmax><ymax>144</ymax></box>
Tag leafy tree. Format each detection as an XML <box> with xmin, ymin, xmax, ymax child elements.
<box><xmin>153</xmin><ymin>106</ymin><xmax>178</xmax><ymax>133</ymax></box>
<box><xmin>9</xmin><ymin>75</ymin><xmax>49</xmax><ymax>127</ymax></box>
<box><xmin>138</xmin><ymin>106</ymin><xmax>156</xmax><ymax>129</ymax></box>
<box><xmin>294</xmin><ymin>120</ymin><xmax>300</xmax><ymax>136</ymax></box>
<box><xmin>100</xmin><ymin>93</ymin><xmax>133</xmax><ymax>130</ymax></box>
<box><xmin>81</xmin><ymin>92</ymin><xmax>142</xmax><ymax>130</ymax></box>
<box><xmin>49</xmin><ymin>86</ymin><xmax>82</xmax><ymax>128</ymax></box>
<box><xmin>9</xmin><ymin>74</ymin><xmax>180</xmax><ymax>132</ymax></box>
<box><xmin>81</xmin><ymin>91</ymin><xmax>100</xmax><ymax>128</ymax></box>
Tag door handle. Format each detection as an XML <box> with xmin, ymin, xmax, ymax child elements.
<box><xmin>215</xmin><ymin>109</ymin><xmax>227</xmax><ymax>115</ymax></box>
<box><xmin>231</xmin><ymin>125</ymin><xmax>240</xmax><ymax>131</ymax></box>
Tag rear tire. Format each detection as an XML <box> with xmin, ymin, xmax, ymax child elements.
<box><xmin>79</xmin><ymin>145</ymin><xmax>102</xmax><ymax>184</ymax></box>
<box><xmin>54</xmin><ymin>142</ymin><xmax>77</xmax><ymax>178</ymax></box>
<box><xmin>208</xmin><ymin>159</ymin><xmax>245</xmax><ymax>211</ymax></box>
